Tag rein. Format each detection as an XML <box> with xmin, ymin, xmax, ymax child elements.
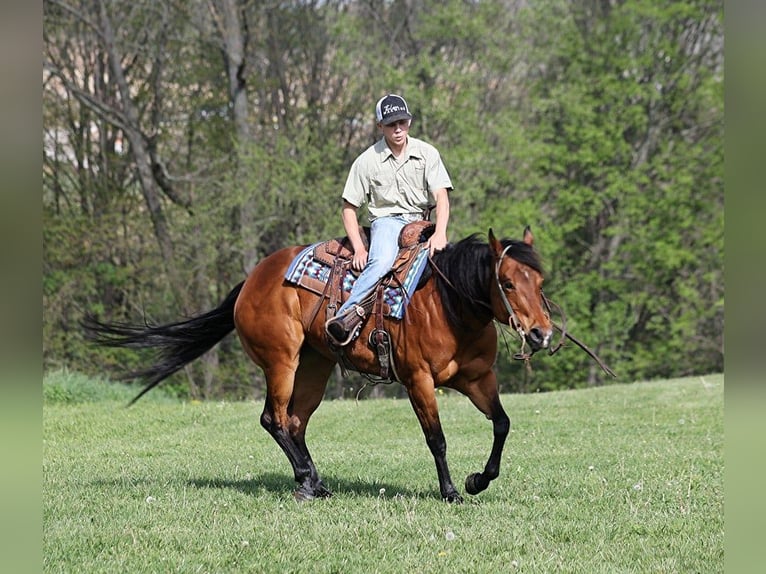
<box><xmin>427</xmin><ymin>253</ymin><xmax>494</xmax><ymax>314</ymax></box>
<box><xmin>541</xmin><ymin>293</ymin><xmax>615</xmax><ymax>377</ymax></box>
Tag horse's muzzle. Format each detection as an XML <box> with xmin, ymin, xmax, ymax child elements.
<box><xmin>527</xmin><ymin>326</ymin><xmax>552</xmax><ymax>351</ymax></box>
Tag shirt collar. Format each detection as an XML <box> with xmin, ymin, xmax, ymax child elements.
<box><xmin>375</xmin><ymin>136</ymin><xmax>423</xmax><ymax>162</ymax></box>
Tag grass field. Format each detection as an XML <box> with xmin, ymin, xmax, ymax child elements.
<box><xmin>43</xmin><ymin>373</ymin><xmax>723</xmax><ymax>573</ymax></box>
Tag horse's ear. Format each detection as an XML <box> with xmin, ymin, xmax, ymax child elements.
<box><xmin>523</xmin><ymin>225</ymin><xmax>534</xmax><ymax>246</ymax></box>
<box><xmin>488</xmin><ymin>228</ymin><xmax>502</xmax><ymax>255</ymax></box>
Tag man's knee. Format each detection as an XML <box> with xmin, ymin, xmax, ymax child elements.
<box><xmin>365</xmin><ymin>257</ymin><xmax>394</xmax><ymax>276</ymax></box>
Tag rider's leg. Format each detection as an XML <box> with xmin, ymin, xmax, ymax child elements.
<box><xmin>326</xmin><ymin>215</ymin><xmax>407</xmax><ymax>344</ymax></box>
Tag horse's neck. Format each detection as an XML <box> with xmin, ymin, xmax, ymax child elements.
<box><xmin>427</xmin><ymin>274</ymin><xmax>494</xmax><ymax>332</ymax></box>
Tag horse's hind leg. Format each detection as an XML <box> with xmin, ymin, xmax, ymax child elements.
<box><xmin>233</xmin><ymin>265</ymin><xmax>333</xmax><ymax>500</ymax></box>
<box><xmin>258</xmin><ymin>347</ymin><xmax>335</xmax><ymax>502</ymax></box>
<box><xmin>258</xmin><ymin>363</ymin><xmax>315</xmax><ymax>500</ymax></box>
<box><xmin>288</xmin><ymin>346</ymin><xmax>336</xmax><ymax>499</ymax></box>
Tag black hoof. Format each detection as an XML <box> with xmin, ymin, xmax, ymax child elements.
<box><xmin>314</xmin><ymin>482</ymin><xmax>333</xmax><ymax>498</ymax></box>
<box><xmin>465</xmin><ymin>472</ymin><xmax>488</xmax><ymax>495</ymax></box>
<box><xmin>443</xmin><ymin>491</ymin><xmax>464</xmax><ymax>504</ymax></box>
<box><xmin>294</xmin><ymin>481</ymin><xmax>333</xmax><ymax>502</ymax></box>
<box><xmin>293</xmin><ymin>488</ymin><xmax>315</xmax><ymax>503</ymax></box>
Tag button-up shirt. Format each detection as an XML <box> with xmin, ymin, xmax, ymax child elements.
<box><xmin>342</xmin><ymin>136</ymin><xmax>453</xmax><ymax>221</ymax></box>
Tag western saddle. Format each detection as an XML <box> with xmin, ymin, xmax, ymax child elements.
<box><xmin>308</xmin><ymin>220</ymin><xmax>435</xmax><ymax>380</ymax></box>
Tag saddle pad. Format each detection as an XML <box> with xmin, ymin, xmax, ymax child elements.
<box><xmin>284</xmin><ymin>243</ymin><xmax>430</xmax><ymax>319</ymax></box>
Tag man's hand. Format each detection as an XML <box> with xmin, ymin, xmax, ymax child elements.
<box><xmin>428</xmin><ymin>231</ymin><xmax>448</xmax><ymax>256</ymax></box>
<box><xmin>341</xmin><ymin>200</ymin><xmax>367</xmax><ymax>270</ymax></box>
<box><xmin>351</xmin><ymin>247</ymin><xmax>368</xmax><ymax>271</ymax></box>
<box><xmin>429</xmin><ymin>188</ymin><xmax>450</xmax><ymax>256</ymax></box>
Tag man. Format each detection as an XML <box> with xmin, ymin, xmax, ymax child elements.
<box><xmin>325</xmin><ymin>93</ymin><xmax>453</xmax><ymax>346</ymax></box>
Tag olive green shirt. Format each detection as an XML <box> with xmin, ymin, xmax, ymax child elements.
<box><xmin>342</xmin><ymin>136</ymin><xmax>453</xmax><ymax>221</ymax></box>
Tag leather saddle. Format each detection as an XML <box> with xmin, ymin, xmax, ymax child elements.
<box><xmin>301</xmin><ymin>220</ymin><xmax>435</xmax><ymax>380</ymax></box>
<box><xmin>313</xmin><ymin>219</ymin><xmax>434</xmax><ymax>269</ymax></box>
<box><xmin>297</xmin><ymin>220</ymin><xmax>435</xmax><ymax>323</ymax></box>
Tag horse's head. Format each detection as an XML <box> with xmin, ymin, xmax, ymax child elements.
<box><xmin>488</xmin><ymin>227</ymin><xmax>553</xmax><ymax>353</ymax></box>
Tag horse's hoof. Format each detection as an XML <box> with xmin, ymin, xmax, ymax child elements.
<box><xmin>293</xmin><ymin>488</ymin><xmax>315</xmax><ymax>503</ymax></box>
<box><xmin>314</xmin><ymin>482</ymin><xmax>333</xmax><ymax>498</ymax></box>
<box><xmin>294</xmin><ymin>482</ymin><xmax>332</xmax><ymax>502</ymax></box>
<box><xmin>444</xmin><ymin>491</ymin><xmax>464</xmax><ymax>504</ymax></box>
<box><xmin>465</xmin><ymin>472</ymin><xmax>488</xmax><ymax>495</ymax></box>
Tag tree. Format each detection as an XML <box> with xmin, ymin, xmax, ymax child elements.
<box><xmin>500</xmin><ymin>0</ymin><xmax>723</xmax><ymax>387</ymax></box>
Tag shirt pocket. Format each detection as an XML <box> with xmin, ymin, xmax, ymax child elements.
<box><xmin>402</xmin><ymin>164</ymin><xmax>428</xmax><ymax>202</ymax></box>
<box><xmin>368</xmin><ymin>172</ymin><xmax>398</xmax><ymax>207</ymax></box>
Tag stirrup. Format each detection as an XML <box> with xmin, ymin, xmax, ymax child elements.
<box><xmin>325</xmin><ymin>305</ymin><xmax>365</xmax><ymax>346</ymax></box>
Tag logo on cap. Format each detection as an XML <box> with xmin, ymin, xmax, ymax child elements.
<box><xmin>375</xmin><ymin>94</ymin><xmax>413</xmax><ymax>125</ymax></box>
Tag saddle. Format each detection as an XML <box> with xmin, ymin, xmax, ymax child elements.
<box><xmin>298</xmin><ymin>220</ymin><xmax>435</xmax><ymax>379</ymax></box>
<box><xmin>313</xmin><ymin>219</ymin><xmax>434</xmax><ymax>268</ymax></box>
<box><xmin>295</xmin><ymin>220</ymin><xmax>434</xmax><ymax>316</ymax></box>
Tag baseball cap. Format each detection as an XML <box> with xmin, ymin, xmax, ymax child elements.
<box><xmin>375</xmin><ymin>94</ymin><xmax>413</xmax><ymax>125</ymax></box>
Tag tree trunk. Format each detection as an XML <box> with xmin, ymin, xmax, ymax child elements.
<box><xmin>219</xmin><ymin>0</ymin><xmax>250</xmax><ymax>143</ymax></box>
<box><xmin>97</xmin><ymin>0</ymin><xmax>190</xmax><ymax>312</ymax></box>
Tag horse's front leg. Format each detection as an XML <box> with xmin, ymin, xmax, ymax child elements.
<box><xmin>460</xmin><ymin>371</ymin><xmax>510</xmax><ymax>496</ymax></box>
<box><xmin>407</xmin><ymin>382</ymin><xmax>463</xmax><ymax>503</ymax></box>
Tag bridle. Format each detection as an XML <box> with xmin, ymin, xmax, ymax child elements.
<box><xmin>493</xmin><ymin>245</ymin><xmax>527</xmax><ymax>339</ymax></box>
<box><xmin>428</xmin><ymin>247</ymin><xmax>550</xmax><ymax>360</ymax></box>
<box><xmin>492</xmin><ymin>244</ymin><xmax>559</xmax><ymax>360</ymax></box>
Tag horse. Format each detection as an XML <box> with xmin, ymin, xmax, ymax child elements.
<box><xmin>84</xmin><ymin>227</ymin><xmax>553</xmax><ymax>503</ymax></box>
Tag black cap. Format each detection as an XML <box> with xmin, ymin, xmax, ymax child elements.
<box><xmin>375</xmin><ymin>94</ymin><xmax>413</xmax><ymax>125</ymax></box>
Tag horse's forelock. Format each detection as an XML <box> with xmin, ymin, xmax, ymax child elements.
<box><xmin>499</xmin><ymin>238</ymin><xmax>544</xmax><ymax>275</ymax></box>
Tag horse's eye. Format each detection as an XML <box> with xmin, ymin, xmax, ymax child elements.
<box><xmin>503</xmin><ymin>281</ymin><xmax>515</xmax><ymax>291</ymax></box>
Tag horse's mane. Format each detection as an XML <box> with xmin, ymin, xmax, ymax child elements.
<box><xmin>429</xmin><ymin>233</ymin><xmax>543</xmax><ymax>329</ymax></box>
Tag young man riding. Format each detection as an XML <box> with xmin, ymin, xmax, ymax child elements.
<box><xmin>325</xmin><ymin>94</ymin><xmax>453</xmax><ymax>346</ymax></box>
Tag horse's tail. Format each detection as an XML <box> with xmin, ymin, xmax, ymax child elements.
<box><xmin>83</xmin><ymin>281</ymin><xmax>245</xmax><ymax>405</ymax></box>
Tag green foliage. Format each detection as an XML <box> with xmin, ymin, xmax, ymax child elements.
<box><xmin>43</xmin><ymin>374</ymin><xmax>723</xmax><ymax>572</ymax></box>
<box><xmin>493</xmin><ymin>0</ymin><xmax>724</xmax><ymax>387</ymax></box>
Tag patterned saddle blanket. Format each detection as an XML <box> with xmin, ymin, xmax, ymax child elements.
<box><xmin>284</xmin><ymin>236</ymin><xmax>431</xmax><ymax>320</ymax></box>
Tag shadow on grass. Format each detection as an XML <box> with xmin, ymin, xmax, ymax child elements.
<box><xmin>87</xmin><ymin>473</ymin><xmax>481</xmax><ymax>503</ymax></box>
<box><xmin>188</xmin><ymin>472</ymin><xmax>428</xmax><ymax>500</ymax></box>
<box><xmin>87</xmin><ymin>473</ymin><xmax>445</xmax><ymax>501</ymax></box>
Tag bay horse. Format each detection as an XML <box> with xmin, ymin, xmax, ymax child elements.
<box><xmin>85</xmin><ymin>227</ymin><xmax>553</xmax><ymax>502</ymax></box>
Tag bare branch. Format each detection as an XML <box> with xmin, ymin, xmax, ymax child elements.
<box><xmin>46</xmin><ymin>0</ymin><xmax>105</xmax><ymax>39</ymax></box>
<box><xmin>44</xmin><ymin>62</ymin><xmax>133</xmax><ymax>134</ymax></box>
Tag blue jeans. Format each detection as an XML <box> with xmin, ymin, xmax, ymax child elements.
<box><xmin>336</xmin><ymin>215</ymin><xmax>411</xmax><ymax>315</ymax></box>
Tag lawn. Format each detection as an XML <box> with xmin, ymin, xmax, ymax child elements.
<box><xmin>43</xmin><ymin>373</ymin><xmax>723</xmax><ymax>573</ymax></box>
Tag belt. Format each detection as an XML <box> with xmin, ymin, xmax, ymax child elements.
<box><xmin>397</xmin><ymin>213</ymin><xmax>424</xmax><ymax>223</ymax></box>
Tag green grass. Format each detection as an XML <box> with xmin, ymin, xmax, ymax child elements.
<box><xmin>43</xmin><ymin>374</ymin><xmax>723</xmax><ymax>573</ymax></box>
<box><xmin>43</xmin><ymin>369</ymin><xmax>177</xmax><ymax>405</ymax></box>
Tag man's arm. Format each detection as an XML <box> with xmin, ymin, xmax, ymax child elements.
<box><xmin>428</xmin><ymin>187</ymin><xmax>450</xmax><ymax>256</ymax></box>
<box><xmin>341</xmin><ymin>200</ymin><xmax>368</xmax><ymax>271</ymax></box>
